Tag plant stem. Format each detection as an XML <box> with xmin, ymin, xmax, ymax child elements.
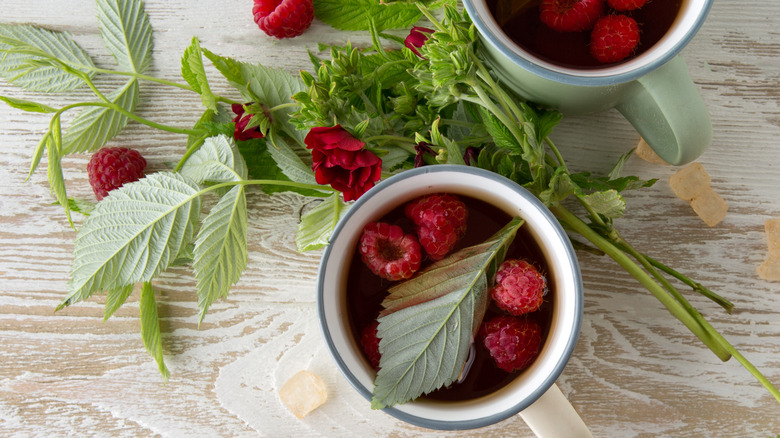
<box><xmin>550</xmin><ymin>204</ymin><xmax>731</xmax><ymax>361</ymax></box>
<box><xmin>614</xmin><ymin>242</ymin><xmax>735</xmax><ymax>313</ymax></box>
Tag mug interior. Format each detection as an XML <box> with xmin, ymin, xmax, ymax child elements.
<box><xmin>466</xmin><ymin>0</ymin><xmax>712</xmax><ymax>85</ymax></box>
<box><xmin>317</xmin><ymin>166</ymin><xmax>583</xmax><ymax>430</ymax></box>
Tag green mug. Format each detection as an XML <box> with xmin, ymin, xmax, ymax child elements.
<box><xmin>464</xmin><ymin>0</ymin><xmax>713</xmax><ymax>165</ymax></box>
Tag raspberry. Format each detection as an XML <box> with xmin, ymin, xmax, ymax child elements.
<box><xmin>480</xmin><ymin>316</ymin><xmax>542</xmax><ymax>373</ymax></box>
<box><xmin>253</xmin><ymin>0</ymin><xmax>314</xmax><ymax>39</ymax></box>
<box><xmin>606</xmin><ymin>0</ymin><xmax>648</xmax><ymax>11</ymax></box>
<box><xmin>359</xmin><ymin>222</ymin><xmax>422</xmax><ymax>281</ymax></box>
<box><xmin>490</xmin><ymin>259</ymin><xmax>547</xmax><ymax>316</ymax></box>
<box><xmin>590</xmin><ymin>14</ymin><xmax>640</xmax><ymax>64</ymax></box>
<box><xmin>87</xmin><ymin>147</ymin><xmax>147</xmax><ymax>201</ymax></box>
<box><xmin>360</xmin><ymin>320</ymin><xmax>381</xmax><ymax>370</ymax></box>
<box><xmin>540</xmin><ymin>0</ymin><xmax>605</xmax><ymax>32</ymax></box>
<box><xmin>404</xmin><ymin>193</ymin><xmax>468</xmax><ymax>261</ymax></box>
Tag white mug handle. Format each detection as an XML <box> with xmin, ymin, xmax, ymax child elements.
<box><xmin>519</xmin><ymin>383</ymin><xmax>593</xmax><ymax>438</ymax></box>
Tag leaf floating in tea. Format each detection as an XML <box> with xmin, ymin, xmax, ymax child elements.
<box><xmin>370</xmin><ymin>217</ymin><xmax>524</xmax><ymax>409</ymax></box>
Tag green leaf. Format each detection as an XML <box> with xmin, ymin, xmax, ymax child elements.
<box><xmin>314</xmin><ymin>0</ymin><xmax>422</xmax><ymax>31</ymax></box>
<box><xmin>538</xmin><ymin>167</ymin><xmax>581</xmax><ymax>206</ymax></box>
<box><xmin>61</xmin><ymin>79</ymin><xmax>139</xmax><ymax>154</ymax></box>
<box><xmin>193</xmin><ymin>185</ymin><xmax>248</xmax><ymax>322</ymax></box>
<box><xmin>295</xmin><ymin>193</ymin><xmax>348</xmax><ymax>252</ymax></box>
<box><xmin>371</xmin><ymin>217</ymin><xmax>524</xmax><ymax>408</ymax></box>
<box><xmin>60</xmin><ymin>172</ymin><xmax>201</xmax><ymax>310</ymax></box>
<box><xmin>569</xmin><ymin>171</ymin><xmax>656</xmax><ymax>193</ymax></box>
<box><xmin>181</xmin><ymin>37</ymin><xmax>218</xmax><ymax>112</ymax></box>
<box><xmin>478</xmin><ymin>106</ymin><xmax>523</xmax><ymax>153</ymax></box>
<box><xmin>236</xmin><ymin>138</ymin><xmax>326</xmax><ymax>197</ymax></box>
<box><xmin>140</xmin><ymin>282</ymin><xmax>170</xmax><ymax>380</ymax></box>
<box><xmin>266</xmin><ymin>135</ymin><xmax>318</xmax><ymax>186</ymax></box>
<box><xmin>0</xmin><ymin>95</ymin><xmax>57</xmax><ymax>113</ymax></box>
<box><xmin>180</xmin><ymin>134</ymin><xmax>248</xmax><ymax>184</ymax></box>
<box><xmin>47</xmin><ymin>117</ymin><xmax>73</xmax><ymax>227</ymax></box>
<box><xmin>202</xmin><ymin>47</ymin><xmax>243</xmax><ymax>85</ymax></box>
<box><xmin>521</xmin><ymin>103</ymin><xmax>561</xmax><ymax>145</ymax></box>
<box><xmin>51</xmin><ymin>198</ymin><xmax>96</xmax><ymax>217</ymax></box>
<box><xmin>96</xmin><ymin>0</ymin><xmax>153</xmax><ymax>73</ymax></box>
<box><xmin>0</xmin><ymin>24</ymin><xmax>95</xmax><ymax>92</ymax></box>
<box><xmin>582</xmin><ymin>189</ymin><xmax>626</xmax><ymax>220</ymax></box>
<box><xmin>103</xmin><ymin>284</ymin><xmax>134</xmax><ymax>321</ymax></box>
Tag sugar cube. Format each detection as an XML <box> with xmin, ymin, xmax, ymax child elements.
<box><xmin>689</xmin><ymin>187</ymin><xmax>728</xmax><ymax>227</ymax></box>
<box><xmin>278</xmin><ymin>370</ymin><xmax>328</xmax><ymax>419</ymax></box>
<box><xmin>669</xmin><ymin>162</ymin><xmax>711</xmax><ymax>201</ymax></box>
<box><xmin>635</xmin><ymin>137</ymin><xmax>669</xmax><ymax>165</ymax></box>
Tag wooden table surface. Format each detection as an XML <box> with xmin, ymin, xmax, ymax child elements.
<box><xmin>1</xmin><ymin>1</ymin><xmax>779</xmax><ymax>436</ymax></box>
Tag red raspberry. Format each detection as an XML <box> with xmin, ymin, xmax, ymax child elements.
<box><xmin>480</xmin><ymin>316</ymin><xmax>542</xmax><ymax>373</ymax></box>
<box><xmin>606</xmin><ymin>0</ymin><xmax>648</xmax><ymax>11</ymax></box>
<box><xmin>590</xmin><ymin>14</ymin><xmax>640</xmax><ymax>64</ymax></box>
<box><xmin>404</xmin><ymin>193</ymin><xmax>468</xmax><ymax>261</ymax></box>
<box><xmin>359</xmin><ymin>222</ymin><xmax>422</xmax><ymax>281</ymax></box>
<box><xmin>540</xmin><ymin>0</ymin><xmax>605</xmax><ymax>32</ymax></box>
<box><xmin>252</xmin><ymin>0</ymin><xmax>314</xmax><ymax>39</ymax></box>
<box><xmin>490</xmin><ymin>259</ymin><xmax>547</xmax><ymax>316</ymax></box>
<box><xmin>87</xmin><ymin>147</ymin><xmax>147</xmax><ymax>201</ymax></box>
<box><xmin>360</xmin><ymin>320</ymin><xmax>381</xmax><ymax>370</ymax></box>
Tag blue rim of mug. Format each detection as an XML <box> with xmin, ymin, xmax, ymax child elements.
<box><xmin>316</xmin><ymin>165</ymin><xmax>584</xmax><ymax>430</ymax></box>
<box><xmin>464</xmin><ymin>0</ymin><xmax>713</xmax><ymax>86</ymax></box>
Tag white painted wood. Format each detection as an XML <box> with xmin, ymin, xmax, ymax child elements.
<box><xmin>1</xmin><ymin>1</ymin><xmax>779</xmax><ymax>436</ymax></box>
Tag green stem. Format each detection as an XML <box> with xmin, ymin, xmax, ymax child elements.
<box><xmin>614</xmin><ymin>242</ymin><xmax>735</xmax><ymax>313</ymax></box>
<box><xmin>365</xmin><ymin>134</ymin><xmax>418</xmax><ymax>154</ymax></box>
<box><xmin>268</xmin><ymin>102</ymin><xmax>299</xmax><ymax>113</ymax></box>
<box><xmin>550</xmin><ymin>204</ymin><xmax>731</xmax><ymax>361</ymax></box>
<box><xmin>544</xmin><ymin>137</ymin><xmax>568</xmax><ymax>171</ymax></box>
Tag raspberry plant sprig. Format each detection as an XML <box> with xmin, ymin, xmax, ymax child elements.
<box><xmin>0</xmin><ymin>0</ymin><xmax>778</xmax><ymax>405</ymax></box>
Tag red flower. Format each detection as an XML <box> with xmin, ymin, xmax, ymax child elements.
<box><xmin>305</xmin><ymin>125</ymin><xmax>382</xmax><ymax>201</ymax></box>
<box><xmin>404</xmin><ymin>26</ymin><xmax>434</xmax><ymax>58</ymax></box>
<box><xmin>231</xmin><ymin>103</ymin><xmax>265</xmax><ymax>141</ymax></box>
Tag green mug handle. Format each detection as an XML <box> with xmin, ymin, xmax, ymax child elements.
<box><xmin>616</xmin><ymin>55</ymin><xmax>712</xmax><ymax>165</ymax></box>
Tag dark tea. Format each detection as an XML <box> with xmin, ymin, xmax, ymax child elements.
<box><xmin>345</xmin><ymin>194</ymin><xmax>554</xmax><ymax>402</ymax></box>
<box><xmin>486</xmin><ymin>0</ymin><xmax>683</xmax><ymax>68</ymax></box>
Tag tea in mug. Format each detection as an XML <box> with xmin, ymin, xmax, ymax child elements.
<box><xmin>487</xmin><ymin>0</ymin><xmax>683</xmax><ymax>68</ymax></box>
<box><xmin>346</xmin><ymin>194</ymin><xmax>554</xmax><ymax>402</ymax></box>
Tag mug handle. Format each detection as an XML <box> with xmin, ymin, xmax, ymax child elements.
<box><xmin>519</xmin><ymin>383</ymin><xmax>593</xmax><ymax>438</ymax></box>
<box><xmin>615</xmin><ymin>55</ymin><xmax>712</xmax><ymax>165</ymax></box>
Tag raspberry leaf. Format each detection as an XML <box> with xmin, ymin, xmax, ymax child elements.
<box><xmin>104</xmin><ymin>284</ymin><xmax>134</xmax><ymax>321</ymax></box>
<box><xmin>314</xmin><ymin>0</ymin><xmax>422</xmax><ymax>32</ymax></box>
<box><xmin>60</xmin><ymin>172</ymin><xmax>201</xmax><ymax>310</ymax></box>
<box><xmin>96</xmin><ymin>0</ymin><xmax>153</xmax><ymax>74</ymax></box>
<box><xmin>193</xmin><ymin>184</ymin><xmax>248</xmax><ymax>323</ymax></box>
<box><xmin>62</xmin><ymin>78</ymin><xmax>139</xmax><ymax>154</ymax></box>
<box><xmin>0</xmin><ymin>24</ymin><xmax>96</xmax><ymax>92</ymax></box>
<box><xmin>140</xmin><ymin>282</ymin><xmax>170</xmax><ymax>381</ymax></box>
<box><xmin>178</xmin><ymin>134</ymin><xmax>251</xmax><ymax>321</ymax></box>
<box><xmin>180</xmin><ymin>135</ymin><xmax>248</xmax><ymax>185</ymax></box>
<box><xmin>371</xmin><ymin>217</ymin><xmax>523</xmax><ymax>408</ymax></box>
<box><xmin>295</xmin><ymin>192</ymin><xmax>348</xmax><ymax>252</ymax></box>
<box><xmin>181</xmin><ymin>37</ymin><xmax>218</xmax><ymax>113</ymax></box>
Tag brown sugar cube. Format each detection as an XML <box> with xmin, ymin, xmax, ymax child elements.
<box><xmin>669</xmin><ymin>162</ymin><xmax>711</xmax><ymax>201</ymax></box>
<box><xmin>757</xmin><ymin>255</ymin><xmax>780</xmax><ymax>282</ymax></box>
<box><xmin>278</xmin><ymin>370</ymin><xmax>328</xmax><ymax>419</ymax></box>
<box><xmin>689</xmin><ymin>187</ymin><xmax>728</xmax><ymax>227</ymax></box>
<box><xmin>765</xmin><ymin>219</ymin><xmax>780</xmax><ymax>258</ymax></box>
<box><xmin>635</xmin><ymin>137</ymin><xmax>669</xmax><ymax>165</ymax></box>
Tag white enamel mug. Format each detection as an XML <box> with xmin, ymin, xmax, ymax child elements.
<box><xmin>317</xmin><ymin>165</ymin><xmax>591</xmax><ymax>437</ymax></box>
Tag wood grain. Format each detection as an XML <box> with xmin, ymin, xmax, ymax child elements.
<box><xmin>1</xmin><ymin>1</ymin><xmax>779</xmax><ymax>437</ymax></box>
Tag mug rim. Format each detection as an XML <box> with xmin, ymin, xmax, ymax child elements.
<box><xmin>316</xmin><ymin>165</ymin><xmax>583</xmax><ymax>430</ymax></box>
<box><xmin>464</xmin><ymin>0</ymin><xmax>713</xmax><ymax>86</ymax></box>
